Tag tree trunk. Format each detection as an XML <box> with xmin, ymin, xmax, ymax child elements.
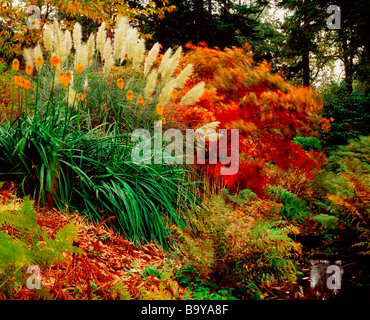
<box><xmin>196</xmin><ymin>0</ymin><xmax>203</xmax><ymax>43</ymax></box>
<box><xmin>302</xmin><ymin>49</ymin><xmax>310</xmax><ymax>87</ymax></box>
<box><xmin>342</xmin><ymin>37</ymin><xmax>354</xmax><ymax>95</ymax></box>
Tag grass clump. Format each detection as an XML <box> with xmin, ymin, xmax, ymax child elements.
<box><xmin>0</xmin><ymin>18</ymin><xmax>203</xmax><ymax>248</ymax></box>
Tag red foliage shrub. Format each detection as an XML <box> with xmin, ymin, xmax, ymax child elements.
<box><xmin>172</xmin><ymin>43</ymin><xmax>329</xmax><ymax>195</ymax></box>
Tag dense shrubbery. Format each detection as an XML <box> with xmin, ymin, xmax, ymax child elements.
<box><xmin>309</xmin><ymin>136</ymin><xmax>370</xmax><ymax>256</ymax></box>
<box><xmin>171</xmin><ymin>193</ymin><xmax>301</xmax><ymax>299</ymax></box>
<box><xmin>0</xmin><ymin>12</ymin><xmax>369</xmax><ymax>301</ymax></box>
<box><xmin>320</xmin><ymin>82</ymin><xmax>370</xmax><ymax>148</ymax></box>
<box><xmin>170</xmin><ymin>43</ymin><xmax>328</xmax><ymax>195</ymax></box>
<box><xmin>0</xmin><ymin>18</ymin><xmax>204</xmax><ymax>247</ymax></box>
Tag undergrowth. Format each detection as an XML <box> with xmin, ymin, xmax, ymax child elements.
<box><xmin>0</xmin><ymin>197</ymin><xmax>83</xmax><ymax>299</ymax></box>
<box><xmin>171</xmin><ymin>192</ymin><xmax>301</xmax><ymax>299</ymax></box>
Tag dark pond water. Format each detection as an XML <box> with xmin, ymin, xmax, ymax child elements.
<box><xmin>292</xmin><ymin>258</ymin><xmax>370</xmax><ymax>300</ymax></box>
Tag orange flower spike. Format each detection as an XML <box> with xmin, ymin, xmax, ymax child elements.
<box><xmin>22</xmin><ymin>79</ymin><xmax>31</xmax><ymax>91</ymax></box>
<box><xmin>12</xmin><ymin>59</ymin><xmax>20</xmax><ymax>71</ymax></box>
<box><xmin>25</xmin><ymin>64</ymin><xmax>33</xmax><ymax>76</ymax></box>
<box><xmin>117</xmin><ymin>78</ymin><xmax>124</xmax><ymax>89</ymax></box>
<box><xmin>78</xmin><ymin>93</ymin><xmax>84</xmax><ymax>102</ymax></box>
<box><xmin>171</xmin><ymin>89</ymin><xmax>178</xmax><ymax>100</ymax></box>
<box><xmin>137</xmin><ymin>95</ymin><xmax>144</xmax><ymax>105</ymax></box>
<box><xmin>36</xmin><ymin>56</ymin><xmax>43</xmax><ymax>68</ymax></box>
<box><xmin>50</xmin><ymin>55</ymin><xmax>60</xmax><ymax>68</ymax></box>
<box><xmin>75</xmin><ymin>63</ymin><xmax>83</xmax><ymax>74</ymax></box>
<box><xmin>59</xmin><ymin>71</ymin><xmax>70</xmax><ymax>87</ymax></box>
<box><xmin>156</xmin><ymin>103</ymin><xmax>164</xmax><ymax>116</ymax></box>
<box><xmin>14</xmin><ymin>75</ymin><xmax>22</xmax><ymax>86</ymax></box>
<box><xmin>126</xmin><ymin>90</ymin><xmax>134</xmax><ymax>101</ymax></box>
<box><xmin>65</xmin><ymin>70</ymin><xmax>73</xmax><ymax>83</ymax></box>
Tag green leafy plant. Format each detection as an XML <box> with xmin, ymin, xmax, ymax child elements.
<box><xmin>176</xmin><ymin>265</ymin><xmax>238</xmax><ymax>300</ymax></box>
<box><xmin>111</xmin><ymin>264</ymin><xmax>182</xmax><ymax>300</ymax></box>
<box><xmin>309</xmin><ymin>136</ymin><xmax>370</xmax><ymax>256</ymax></box>
<box><xmin>266</xmin><ymin>186</ymin><xmax>310</xmax><ymax>221</ymax></box>
<box><xmin>0</xmin><ymin>198</ymin><xmax>84</xmax><ymax>299</ymax></box>
<box><xmin>221</xmin><ymin>188</ymin><xmax>257</xmax><ymax>206</ymax></box>
<box><xmin>293</xmin><ymin>136</ymin><xmax>322</xmax><ymax>152</ymax></box>
<box><xmin>171</xmin><ymin>195</ymin><xmax>301</xmax><ymax>299</ymax></box>
<box><xmin>311</xmin><ymin>213</ymin><xmax>339</xmax><ymax>228</ymax></box>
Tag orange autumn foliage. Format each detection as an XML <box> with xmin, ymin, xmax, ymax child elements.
<box><xmin>172</xmin><ymin>43</ymin><xmax>328</xmax><ymax>195</ymax></box>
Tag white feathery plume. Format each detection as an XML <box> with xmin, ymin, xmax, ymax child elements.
<box><xmin>144</xmin><ymin>42</ymin><xmax>160</xmax><ymax>76</ymax></box>
<box><xmin>87</xmin><ymin>33</ymin><xmax>95</xmax><ymax>66</ymax></box>
<box><xmin>43</xmin><ymin>25</ymin><xmax>54</xmax><ymax>53</ymax></box>
<box><xmin>161</xmin><ymin>46</ymin><xmax>182</xmax><ymax>83</ymax></box>
<box><xmin>144</xmin><ymin>69</ymin><xmax>158</xmax><ymax>99</ymax></box>
<box><xmin>33</xmin><ymin>44</ymin><xmax>43</xmax><ymax>61</ymax></box>
<box><xmin>158</xmin><ymin>48</ymin><xmax>172</xmax><ymax>74</ymax></box>
<box><xmin>33</xmin><ymin>44</ymin><xmax>43</xmax><ymax>70</ymax></box>
<box><xmin>52</xmin><ymin>19</ymin><xmax>62</xmax><ymax>58</ymax></box>
<box><xmin>126</xmin><ymin>27</ymin><xmax>138</xmax><ymax>60</ymax></box>
<box><xmin>59</xmin><ymin>32</ymin><xmax>67</xmax><ymax>63</ymax></box>
<box><xmin>158</xmin><ymin>78</ymin><xmax>176</xmax><ymax>106</ymax></box>
<box><xmin>76</xmin><ymin>43</ymin><xmax>89</xmax><ymax>70</ymax></box>
<box><xmin>68</xmin><ymin>87</ymin><xmax>76</xmax><ymax>107</ymax></box>
<box><xmin>119</xmin><ymin>42</ymin><xmax>127</xmax><ymax>64</ymax></box>
<box><xmin>195</xmin><ymin>122</ymin><xmax>221</xmax><ymax>142</ymax></box>
<box><xmin>23</xmin><ymin>47</ymin><xmax>34</xmax><ymax>67</ymax></box>
<box><xmin>197</xmin><ymin>121</ymin><xmax>221</xmax><ymax>132</ymax></box>
<box><xmin>180</xmin><ymin>82</ymin><xmax>205</xmax><ymax>106</ymax></box>
<box><xmin>175</xmin><ymin>63</ymin><xmax>193</xmax><ymax>89</ymax></box>
<box><xmin>73</xmin><ymin>22</ymin><xmax>82</xmax><ymax>52</ymax></box>
<box><xmin>103</xmin><ymin>38</ymin><xmax>114</xmax><ymax>76</ymax></box>
<box><xmin>132</xmin><ymin>38</ymin><xmax>146</xmax><ymax>71</ymax></box>
<box><xmin>96</xmin><ymin>22</ymin><xmax>107</xmax><ymax>55</ymax></box>
<box><xmin>64</xmin><ymin>30</ymin><xmax>73</xmax><ymax>58</ymax></box>
<box><xmin>52</xmin><ymin>20</ymin><xmax>67</xmax><ymax>63</ymax></box>
<box><xmin>114</xmin><ymin>16</ymin><xmax>129</xmax><ymax>61</ymax></box>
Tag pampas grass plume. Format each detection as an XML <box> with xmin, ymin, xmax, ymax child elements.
<box><xmin>73</xmin><ymin>22</ymin><xmax>82</xmax><ymax>52</ymax></box>
<box><xmin>158</xmin><ymin>48</ymin><xmax>172</xmax><ymax>74</ymax></box>
<box><xmin>114</xmin><ymin>16</ymin><xmax>129</xmax><ymax>61</ymax></box>
<box><xmin>87</xmin><ymin>33</ymin><xmax>95</xmax><ymax>66</ymax></box>
<box><xmin>175</xmin><ymin>63</ymin><xmax>194</xmax><ymax>89</ymax></box>
<box><xmin>132</xmin><ymin>38</ymin><xmax>146</xmax><ymax>71</ymax></box>
<box><xmin>96</xmin><ymin>22</ymin><xmax>107</xmax><ymax>55</ymax></box>
<box><xmin>144</xmin><ymin>42</ymin><xmax>160</xmax><ymax>76</ymax></box>
<box><xmin>180</xmin><ymin>82</ymin><xmax>205</xmax><ymax>106</ymax></box>
<box><xmin>43</xmin><ymin>25</ymin><xmax>54</xmax><ymax>53</ymax></box>
<box><xmin>103</xmin><ymin>38</ymin><xmax>114</xmax><ymax>75</ymax></box>
<box><xmin>76</xmin><ymin>44</ymin><xmax>89</xmax><ymax>70</ymax></box>
<box><xmin>64</xmin><ymin>30</ymin><xmax>73</xmax><ymax>57</ymax></box>
<box><xmin>23</xmin><ymin>47</ymin><xmax>34</xmax><ymax>67</ymax></box>
<box><xmin>144</xmin><ymin>69</ymin><xmax>158</xmax><ymax>99</ymax></box>
<box><xmin>126</xmin><ymin>27</ymin><xmax>138</xmax><ymax>60</ymax></box>
<box><xmin>158</xmin><ymin>79</ymin><xmax>176</xmax><ymax>106</ymax></box>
